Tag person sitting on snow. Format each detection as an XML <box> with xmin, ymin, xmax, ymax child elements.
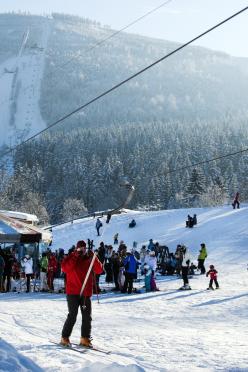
<box><xmin>129</xmin><ymin>219</ymin><xmax>136</xmax><ymax>228</ymax></box>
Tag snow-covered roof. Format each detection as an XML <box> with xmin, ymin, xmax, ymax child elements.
<box><xmin>0</xmin><ymin>210</ymin><xmax>39</xmax><ymax>223</ymax></box>
<box><xmin>0</xmin><ymin>213</ymin><xmax>51</xmax><ymax>244</ymax></box>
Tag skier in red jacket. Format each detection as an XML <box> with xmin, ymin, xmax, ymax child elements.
<box><xmin>206</xmin><ymin>265</ymin><xmax>219</xmax><ymax>290</ymax></box>
<box><xmin>60</xmin><ymin>240</ymin><xmax>103</xmax><ymax>348</ymax></box>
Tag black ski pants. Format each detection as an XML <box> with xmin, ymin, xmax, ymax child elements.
<box><xmin>181</xmin><ymin>266</ymin><xmax>189</xmax><ymax>285</ymax></box>
<box><xmin>122</xmin><ymin>272</ymin><xmax>134</xmax><ymax>294</ymax></box>
<box><xmin>3</xmin><ymin>273</ymin><xmax>11</xmax><ymax>292</ymax></box>
<box><xmin>62</xmin><ymin>295</ymin><xmax>92</xmax><ymax>339</ymax></box>
<box><xmin>232</xmin><ymin>200</ymin><xmax>240</xmax><ymax>209</ymax></box>
<box><xmin>209</xmin><ymin>278</ymin><xmax>219</xmax><ymax>288</ymax></box>
<box><xmin>113</xmin><ymin>268</ymin><xmax>120</xmax><ymax>290</ymax></box>
<box><xmin>26</xmin><ymin>274</ymin><xmax>32</xmax><ymax>292</ymax></box>
<box><xmin>198</xmin><ymin>259</ymin><xmax>206</xmax><ymax>274</ymax></box>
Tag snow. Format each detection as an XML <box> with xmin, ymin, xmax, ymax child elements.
<box><xmin>0</xmin><ymin>205</ymin><xmax>248</xmax><ymax>371</ymax></box>
<box><xmin>0</xmin><ymin>210</ymin><xmax>39</xmax><ymax>223</ymax></box>
<box><xmin>0</xmin><ymin>21</ymin><xmax>50</xmax><ymax>148</ymax></box>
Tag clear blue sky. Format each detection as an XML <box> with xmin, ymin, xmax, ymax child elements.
<box><xmin>1</xmin><ymin>0</ymin><xmax>248</xmax><ymax>57</ymax></box>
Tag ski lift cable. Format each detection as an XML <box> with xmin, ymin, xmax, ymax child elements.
<box><xmin>41</xmin><ymin>143</ymin><xmax>247</xmax><ymax>228</ymax></box>
<box><xmin>0</xmin><ymin>140</ymin><xmax>247</xmax><ymax>230</ymax></box>
<box><xmin>0</xmin><ymin>0</ymin><xmax>174</xmax><ymax>108</ymax></box>
<box><xmin>0</xmin><ymin>136</ymin><xmax>247</xmax><ymax>219</ymax></box>
<box><xmin>2</xmin><ymin>139</ymin><xmax>248</xmax><ymax>178</ymax></box>
<box><xmin>0</xmin><ymin>6</ymin><xmax>247</xmax><ymax>166</ymax></box>
<box><xmin>165</xmin><ymin>147</ymin><xmax>248</xmax><ymax>175</ymax></box>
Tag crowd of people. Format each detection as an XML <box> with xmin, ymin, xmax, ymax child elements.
<box><xmin>0</xmin><ymin>246</ymin><xmax>65</xmax><ymax>293</ymax></box>
<box><xmin>0</xmin><ymin>237</ymin><xmax>217</xmax><ymax>294</ymax></box>
<box><xmin>1</xmin><ymin>191</ymin><xmax>240</xmax><ymax>295</ymax></box>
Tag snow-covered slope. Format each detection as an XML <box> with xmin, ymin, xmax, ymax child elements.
<box><xmin>0</xmin><ymin>205</ymin><xmax>247</xmax><ymax>371</ymax></box>
<box><xmin>0</xmin><ymin>20</ymin><xmax>50</xmax><ymax>148</ymax></box>
<box><xmin>53</xmin><ymin>205</ymin><xmax>248</xmax><ymax>265</ymax></box>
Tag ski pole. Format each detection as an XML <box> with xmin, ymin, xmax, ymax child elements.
<box><xmin>93</xmin><ymin>272</ymin><xmax>100</xmax><ymax>304</ymax></box>
<box><xmin>80</xmin><ymin>253</ymin><xmax>97</xmax><ymax>297</ymax></box>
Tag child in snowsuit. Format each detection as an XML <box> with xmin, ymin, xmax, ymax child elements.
<box><xmin>206</xmin><ymin>265</ymin><xmax>219</xmax><ymax>290</ymax></box>
<box><xmin>143</xmin><ymin>264</ymin><xmax>152</xmax><ymax>292</ymax></box>
<box><xmin>144</xmin><ymin>251</ymin><xmax>159</xmax><ymax>291</ymax></box>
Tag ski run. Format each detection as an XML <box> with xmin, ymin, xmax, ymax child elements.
<box><xmin>0</xmin><ymin>205</ymin><xmax>248</xmax><ymax>371</ymax></box>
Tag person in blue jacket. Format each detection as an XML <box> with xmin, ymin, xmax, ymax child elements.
<box><xmin>147</xmin><ymin>239</ymin><xmax>155</xmax><ymax>251</ymax></box>
<box><xmin>121</xmin><ymin>251</ymin><xmax>139</xmax><ymax>294</ymax></box>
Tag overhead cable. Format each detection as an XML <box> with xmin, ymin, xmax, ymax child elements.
<box><xmin>0</xmin><ymin>0</ymin><xmax>174</xmax><ymax>108</ymax></box>
<box><xmin>0</xmin><ymin>5</ymin><xmax>247</xmax><ymax>163</ymax></box>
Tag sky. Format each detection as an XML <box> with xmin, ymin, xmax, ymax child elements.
<box><xmin>0</xmin><ymin>0</ymin><xmax>248</xmax><ymax>57</ymax></box>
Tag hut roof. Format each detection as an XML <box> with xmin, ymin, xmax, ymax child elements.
<box><xmin>0</xmin><ymin>213</ymin><xmax>49</xmax><ymax>244</ymax></box>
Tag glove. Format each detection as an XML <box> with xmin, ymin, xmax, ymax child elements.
<box><xmin>87</xmin><ymin>250</ymin><xmax>94</xmax><ymax>258</ymax></box>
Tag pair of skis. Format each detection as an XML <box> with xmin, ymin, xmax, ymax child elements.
<box><xmin>50</xmin><ymin>340</ymin><xmax>111</xmax><ymax>355</ymax></box>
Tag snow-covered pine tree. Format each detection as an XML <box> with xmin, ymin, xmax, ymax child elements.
<box><xmin>62</xmin><ymin>198</ymin><xmax>87</xmax><ymax>221</ymax></box>
<box><xmin>184</xmin><ymin>167</ymin><xmax>206</xmax><ymax>207</ymax></box>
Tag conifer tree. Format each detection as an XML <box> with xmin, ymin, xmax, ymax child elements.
<box><xmin>185</xmin><ymin>168</ymin><xmax>206</xmax><ymax>206</ymax></box>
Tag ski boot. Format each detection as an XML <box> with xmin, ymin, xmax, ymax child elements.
<box><xmin>179</xmin><ymin>285</ymin><xmax>191</xmax><ymax>290</ymax></box>
<box><xmin>60</xmin><ymin>337</ymin><xmax>71</xmax><ymax>347</ymax></box>
<box><xmin>79</xmin><ymin>337</ymin><xmax>93</xmax><ymax>348</ymax></box>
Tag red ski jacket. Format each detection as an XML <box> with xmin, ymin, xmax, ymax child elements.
<box><xmin>48</xmin><ymin>255</ymin><xmax>57</xmax><ymax>273</ymax></box>
<box><xmin>206</xmin><ymin>269</ymin><xmax>218</xmax><ymax>280</ymax></box>
<box><xmin>62</xmin><ymin>251</ymin><xmax>102</xmax><ymax>296</ymax></box>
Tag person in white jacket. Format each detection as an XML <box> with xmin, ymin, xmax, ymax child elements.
<box><xmin>144</xmin><ymin>251</ymin><xmax>157</xmax><ymax>271</ymax></box>
<box><xmin>144</xmin><ymin>251</ymin><xmax>159</xmax><ymax>291</ymax></box>
<box><xmin>180</xmin><ymin>246</ymin><xmax>191</xmax><ymax>290</ymax></box>
<box><xmin>21</xmin><ymin>255</ymin><xmax>33</xmax><ymax>293</ymax></box>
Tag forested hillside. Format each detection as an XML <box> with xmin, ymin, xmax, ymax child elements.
<box><xmin>0</xmin><ymin>13</ymin><xmax>248</xmax><ymax>223</ymax></box>
<box><xmin>1</xmin><ymin>115</ymin><xmax>247</xmax><ymax>223</ymax></box>
<box><xmin>41</xmin><ymin>13</ymin><xmax>248</xmax><ymax>127</ymax></box>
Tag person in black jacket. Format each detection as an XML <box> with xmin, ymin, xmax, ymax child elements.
<box><xmin>3</xmin><ymin>250</ymin><xmax>14</xmax><ymax>292</ymax></box>
<box><xmin>106</xmin><ymin>213</ymin><xmax>112</xmax><ymax>224</ymax></box>
<box><xmin>232</xmin><ymin>192</ymin><xmax>240</xmax><ymax>209</ymax></box>
<box><xmin>0</xmin><ymin>250</ymin><xmax>5</xmax><ymax>292</ymax></box>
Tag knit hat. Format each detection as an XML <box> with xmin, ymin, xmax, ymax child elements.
<box><xmin>76</xmin><ymin>240</ymin><xmax>86</xmax><ymax>248</ymax></box>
